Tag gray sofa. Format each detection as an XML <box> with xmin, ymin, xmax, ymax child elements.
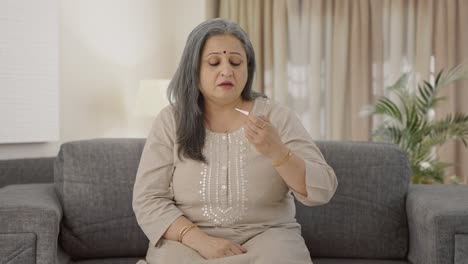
<box><xmin>1</xmin><ymin>138</ymin><xmax>467</xmax><ymax>264</ymax></box>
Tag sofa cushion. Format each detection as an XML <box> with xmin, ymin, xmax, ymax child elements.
<box><xmin>0</xmin><ymin>157</ymin><xmax>55</xmax><ymax>188</ymax></box>
<box><xmin>455</xmin><ymin>234</ymin><xmax>468</xmax><ymax>264</ymax></box>
<box><xmin>296</xmin><ymin>141</ymin><xmax>410</xmax><ymax>259</ymax></box>
<box><xmin>0</xmin><ymin>183</ymin><xmax>61</xmax><ymax>264</ymax></box>
<box><xmin>312</xmin><ymin>259</ymin><xmax>409</xmax><ymax>264</ymax></box>
<box><xmin>54</xmin><ymin>138</ymin><xmax>148</xmax><ymax>259</ymax></box>
<box><xmin>0</xmin><ymin>233</ymin><xmax>36</xmax><ymax>264</ymax></box>
<box><xmin>73</xmin><ymin>258</ymin><xmax>140</xmax><ymax>264</ymax></box>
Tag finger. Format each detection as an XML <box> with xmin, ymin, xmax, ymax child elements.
<box><xmin>255</xmin><ymin>118</ymin><xmax>266</xmax><ymax>129</ymax></box>
<box><xmin>248</xmin><ymin>114</ymin><xmax>266</xmax><ymax>129</ymax></box>
<box><xmin>248</xmin><ymin>121</ymin><xmax>261</xmax><ymax>133</ymax></box>
<box><xmin>225</xmin><ymin>249</ymin><xmax>235</xmax><ymax>257</ymax></box>
<box><xmin>245</xmin><ymin>128</ymin><xmax>261</xmax><ymax>145</ymax></box>
<box><xmin>258</xmin><ymin>114</ymin><xmax>270</xmax><ymax>122</ymax></box>
<box><xmin>244</xmin><ymin>130</ymin><xmax>257</xmax><ymax>145</ymax></box>
<box><xmin>244</xmin><ymin>130</ymin><xmax>254</xmax><ymax>142</ymax></box>
<box><xmin>244</xmin><ymin>129</ymin><xmax>253</xmax><ymax>141</ymax></box>
<box><xmin>230</xmin><ymin>246</ymin><xmax>243</xmax><ymax>255</ymax></box>
<box><xmin>240</xmin><ymin>245</ymin><xmax>248</xmax><ymax>253</ymax></box>
<box><xmin>257</xmin><ymin>121</ymin><xmax>267</xmax><ymax>129</ymax></box>
<box><xmin>235</xmin><ymin>244</ymin><xmax>247</xmax><ymax>253</ymax></box>
<box><xmin>245</xmin><ymin>122</ymin><xmax>259</xmax><ymax>136</ymax></box>
<box><xmin>258</xmin><ymin>116</ymin><xmax>271</xmax><ymax>130</ymax></box>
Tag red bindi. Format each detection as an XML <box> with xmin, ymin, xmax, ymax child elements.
<box><xmin>223</xmin><ymin>50</ymin><xmax>226</xmax><ymax>54</ymax></box>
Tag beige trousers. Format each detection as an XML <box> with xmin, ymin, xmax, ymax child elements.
<box><xmin>136</xmin><ymin>228</ymin><xmax>313</xmax><ymax>264</ymax></box>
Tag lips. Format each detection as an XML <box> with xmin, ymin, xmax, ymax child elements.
<box><xmin>218</xmin><ymin>81</ymin><xmax>233</xmax><ymax>86</ymax></box>
<box><xmin>217</xmin><ymin>81</ymin><xmax>234</xmax><ymax>89</ymax></box>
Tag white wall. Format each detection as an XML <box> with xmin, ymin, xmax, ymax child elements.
<box><xmin>0</xmin><ymin>0</ymin><xmax>60</xmax><ymax>144</ymax></box>
<box><xmin>0</xmin><ymin>0</ymin><xmax>208</xmax><ymax>159</ymax></box>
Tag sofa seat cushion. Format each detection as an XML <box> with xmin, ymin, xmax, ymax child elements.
<box><xmin>312</xmin><ymin>259</ymin><xmax>410</xmax><ymax>264</ymax></box>
<box><xmin>72</xmin><ymin>257</ymin><xmax>141</xmax><ymax>264</ymax></box>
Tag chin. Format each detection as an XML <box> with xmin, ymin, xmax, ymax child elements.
<box><xmin>214</xmin><ymin>93</ymin><xmax>242</xmax><ymax>102</ymax></box>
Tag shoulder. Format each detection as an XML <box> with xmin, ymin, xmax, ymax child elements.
<box><xmin>156</xmin><ymin>104</ymin><xmax>176</xmax><ymax>125</ymax></box>
<box><xmin>148</xmin><ymin>104</ymin><xmax>177</xmax><ymax>144</ymax></box>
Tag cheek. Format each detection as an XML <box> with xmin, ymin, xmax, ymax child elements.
<box><xmin>239</xmin><ymin>67</ymin><xmax>249</xmax><ymax>84</ymax></box>
<box><xmin>199</xmin><ymin>69</ymin><xmax>215</xmax><ymax>86</ymax></box>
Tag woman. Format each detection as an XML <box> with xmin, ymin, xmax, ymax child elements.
<box><xmin>133</xmin><ymin>18</ymin><xmax>338</xmax><ymax>264</ymax></box>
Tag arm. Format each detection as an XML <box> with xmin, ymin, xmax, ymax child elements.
<box><xmin>132</xmin><ymin>107</ymin><xmax>184</xmax><ymax>246</ymax></box>
<box><xmin>278</xmin><ymin>151</ymin><xmax>336</xmax><ymax>206</ymax></box>
<box><xmin>0</xmin><ymin>183</ymin><xmax>62</xmax><ymax>264</ymax></box>
<box><xmin>406</xmin><ymin>184</ymin><xmax>468</xmax><ymax>264</ymax></box>
<box><xmin>245</xmin><ymin>106</ymin><xmax>337</xmax><ymax>206</ymax></box>
<box><xmin>271</xmin><ymin>136</ymin><xmax>337</xmax><ymax>206</ymax></box>
<box><xmin>270</xmin><ymin>145</ymin><xmax>308</xmax><ymax>196</ymax></box>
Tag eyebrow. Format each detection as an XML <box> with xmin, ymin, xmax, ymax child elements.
<box><xmin>205</xmin><ymin>52</ymin><xmax>243</xmax><ymax>57</ymax></box>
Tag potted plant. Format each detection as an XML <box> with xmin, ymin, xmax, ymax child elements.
<box><xmin>363</xmin><ymin>64</ymin><xmax>468</xmax><ymax>184</ymax></box>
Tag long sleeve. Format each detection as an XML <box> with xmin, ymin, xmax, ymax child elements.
<box><xmin>275</xmin><ymin>105</ymin><xmax>338</xmax><ymax>207</ymax></box>
<box><xmin>132</xmin><ymin>106</ymin><xmax>183</xmax><ymax>246</ymax></box>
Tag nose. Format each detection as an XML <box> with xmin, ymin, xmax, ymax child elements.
<box><xmin>220</xmin><ymin>62</ymin><xmax>233</xmax><ymax>77</ymax></box>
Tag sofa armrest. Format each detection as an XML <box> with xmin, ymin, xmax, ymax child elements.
<box><xmin>0</xmin><ymin>183</ymin><xmax>62</xmax><ymax>264</ymax></box>
<box><xmin>407</xmin><ymin>184</ymin><xmax>468</xmax><ymax>264</ymax></box>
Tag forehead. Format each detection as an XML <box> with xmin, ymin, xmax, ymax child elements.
<box><xmin>202</xmin><ymin>34</ymin><xmax>246</xmax><ymax>55</ymax></box>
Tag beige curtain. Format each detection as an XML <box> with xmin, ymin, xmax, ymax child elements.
<box><xmin>331</xmin><ymin>0</ymin><xmax>372</xmax><ymax>141</ymax></box>
<box><xmin>214</xmin><ymin>0</ymin><xmax>468</xmax><ymax>183</ymax></box>
<box><xmin>432</xmin><ymin>0</ymin><xmax>468</xmax><ymax>183</ymax></box>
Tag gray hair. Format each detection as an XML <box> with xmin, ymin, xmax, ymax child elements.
<box><xmin>167</xmin><ymin>18</ymin><xmax>261</xmax><ymax>162</ymax></box>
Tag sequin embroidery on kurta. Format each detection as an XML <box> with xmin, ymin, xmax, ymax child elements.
<box><xmin>200</xmin><ymin>127</ymin><xmax>248</xmax><ymax>226</ymax></box>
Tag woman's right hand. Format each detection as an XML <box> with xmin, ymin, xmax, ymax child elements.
<box><xmin>182</xmin><ymin>229</ymin><xmax>247</xmax><ymax>259</ymax></box>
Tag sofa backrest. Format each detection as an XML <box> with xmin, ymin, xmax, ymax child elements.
<box><xmin>0</xmin><ymin>157</ymin><xmax>55</xmax><ymax>188</ymax></box>
<box><xmin>300</xmin><ymin>141</ymin><xmax>410</xmax><ymax>259</ymax></box>
<box><xmin>54</xmin><ymin>138</ymin><xmax>410</xmax><ymax>260</ymax></box>
<box><xmin>54</xmin><ymin>138</ymin><xmax>148</xmax><ymax>259</ymax></box>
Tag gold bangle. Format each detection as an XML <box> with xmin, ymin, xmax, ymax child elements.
<box><xmin>272</xmin><ymin>149</ymin><xmax>292</xmax><ymax>167</ymax></box>
<box><xmin>178</xmin><ymin>224</ymin><xmax>197</xmax><ymax>243</ymax></box>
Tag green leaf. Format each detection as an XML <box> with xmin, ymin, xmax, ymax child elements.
<box><xmin>373</xmin><ymin>97</ymin><xmax>403</xmax><ymax>123</ymax></box>
<box><xmin>388</xmin><ymin>73</ymin><xmax>411</xmax><ymax>91</ymax></box>
<box><xmin>435</xmin><ymin>64</ymin><xmax>468</xmax><ymax>89</ymax></box>
<box><xmin>434</xmin><ymin>70</ymin><xmax>443</xmax><ymax>87</ymax></box>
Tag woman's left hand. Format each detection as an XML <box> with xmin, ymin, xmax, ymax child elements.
<box><xmin>244</xmin><ymin>114</ymin><xmax>288</xmax><ymax>162</ymax></box>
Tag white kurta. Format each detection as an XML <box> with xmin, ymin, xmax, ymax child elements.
<box><xmin>133</xmin><ymin>97</ymin><xmax>338</xmax><ymax>264</ymax></box>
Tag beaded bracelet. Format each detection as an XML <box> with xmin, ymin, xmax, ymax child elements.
<box><xmin>272</xmin><ymin>149</ymin><xmax>292</xmax><ymax>167</ymax></box>
<box><xmin>178</xmin><ymin>224</ymin><xmax>197</xmax><ymax>243</ymax></box>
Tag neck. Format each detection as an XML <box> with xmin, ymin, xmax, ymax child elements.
<box><xmin>204</xmin><ymin>98</ymin><xmax>243</xmax><ymax>119</ymax></box>
<box><xmin>204</xmin><ymin>98</ymin><xmax>245</xmax><ymax>133</ymax></box>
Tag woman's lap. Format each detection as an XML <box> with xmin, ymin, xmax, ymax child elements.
<box><xmin>242</xmin><ymin>227</ymin><xmax>312</xmax><ymax>264</ymax></box>
<box><xmin>139</xmin><ymin>227</ymin><xmax>312</xmax><ymax>264</ymax></box>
